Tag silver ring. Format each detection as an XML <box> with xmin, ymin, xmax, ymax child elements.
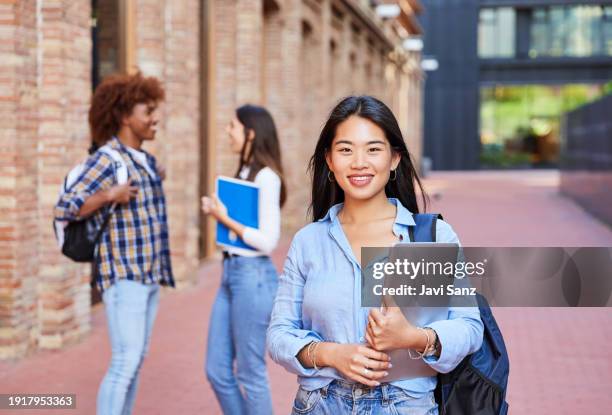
<box><xmin>363</xmin><ymin>368</ymin><xmax>370</xmax><ymax>376</ymax></box>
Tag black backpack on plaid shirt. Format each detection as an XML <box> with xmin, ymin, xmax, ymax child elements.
<box><xmin>53</xmin><ymin>145</ymin><xmax>128</xmax><ymax>262</ymax></box>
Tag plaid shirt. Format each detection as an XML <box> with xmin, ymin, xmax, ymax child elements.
<box><xmin>54</xmin><ymin>137</ymin><xmax>175</xmax><ymax>291</ymax></box>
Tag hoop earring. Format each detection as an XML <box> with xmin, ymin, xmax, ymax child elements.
<box><xmin>390</xmin><ymin>169</ymin><xmax>397</xmax><ymax>181</ymax></box>
<box><xmin>327</xmin><ymin>171</ymin><xmax>335</xmax><ymax>182</ymax></box>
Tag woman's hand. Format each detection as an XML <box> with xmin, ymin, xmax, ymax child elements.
<box><xmin>365</xmin><ymin>305</ymin><xmax>422</xmax><ymax>352</ymax></box>
<box><xmin>201</xmin><ymin>195</ymin><xmax>228</xmax><ymax>221</ymax></box>
<box><xmin>321</xmin><ymin>343</ymin><xmax>391</xmax><ymax>387</ymax></box>
<box><xmin>78</xmin><ymin>179</ymin><xmax>137</xmax><ymax>217</ymax></box>
<box><xmin>157</xmin><ymin>164</ymin><xmax>166</xmax><ymax>181</ymax></box>
<box><xmin>106</xmin><ymin>179</ymin><xmax>138</xmax><ymax>204</ymax></box>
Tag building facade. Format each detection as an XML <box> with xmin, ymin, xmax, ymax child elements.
<box><xmin>0</xmin><ymin>0</ymin><xmax>424</xmax><ymax>359</ymax></box>
<box><xmin>560</xmin><ymin>94</ymin><xmax>612</xmax><ymax>226</ymax></box>
<box><xmin>420</xmin><ymin>0</ymin><xmax>612</xmax><ymax>170</ymax></box>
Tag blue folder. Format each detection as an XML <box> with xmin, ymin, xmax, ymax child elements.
<box><xmin>215</xmin><ymin>176</ymin><xmax>259</xmax><ymax>251</ymax></box>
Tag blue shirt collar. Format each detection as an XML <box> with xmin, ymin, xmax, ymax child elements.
<box><xmin>318</xmin><ymin>197</ymin><xmax>416</xmax><ymax>227</ymax></box>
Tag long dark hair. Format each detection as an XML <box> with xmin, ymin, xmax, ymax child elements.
<box><xmin>235</xmin><ymin>104</ymin><xmax>287</xmax><ymax>207</ymax></box>
<box><xmin>308</xmin><ymin>95</ymin><xmax>427</xmax><ymax>221</ymax></box>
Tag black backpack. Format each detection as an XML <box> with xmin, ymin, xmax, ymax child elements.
<box><xmin>411</xmin><ymin>213</ymin><xmax>510</xmax><ymax>415</ymax></box>
<box><xmin>53</xmin><ymin>145</ymin><xmax>128</xmax><ymax>262</ymax></box>
<box><xmin>59</xmin><ymin>211</ymin><xmax>115</xmax><ymax>262</ymax></box>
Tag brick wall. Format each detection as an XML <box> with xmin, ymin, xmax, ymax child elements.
<box><xmin>0</xmin><ymin>0</ymin><xmax>92</xmax><ymax>358</ymax></box>
<box><xmin>132</xmin><ymin>0</ymin><xmax>201</xmax><ymax>288</ymax></box>
<box><xmin>0</xmin><ymin>0</ymin><xmax>40</xmax><ymax>359</ymax></box>
<box><xmin>37</xmin><ymin>0</ymin><xmax>92</xmax><ymax>351</ymax></box>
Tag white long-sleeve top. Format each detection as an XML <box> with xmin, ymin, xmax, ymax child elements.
<box><xmin>225</xmin><ymin>166</ymin><xmax>281</xmax><ymax>257</ymax></box>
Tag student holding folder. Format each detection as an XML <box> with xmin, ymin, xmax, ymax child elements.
<box><xmin>266</xmin><ymin>96</ymin><xmax>483</xmax><ymax>414</ymax></box>
<box><xmin>201</xmin><ymin>104</ymin><xmax>286</xmax><ymax>415</ymax></box>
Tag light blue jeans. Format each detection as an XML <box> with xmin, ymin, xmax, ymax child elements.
<box><xmin>291</xmin><ymin>380</ymin><xmax>439</xmax><ymax>415</ymax></box>
<box><xmin>97</xmin><ymin>279</ymin><xmax>160</xmax><ymax>415</ymax></box>
<box><xmin>205</xmin><ymin>255</ymin><xmax>279</xmax><ymax>415</ymax></box>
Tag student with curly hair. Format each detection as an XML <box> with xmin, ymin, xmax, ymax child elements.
<box><xmin>54</xmin><ymin>72</ymin><xmax>174</xmax><ymax>415</ymax></box>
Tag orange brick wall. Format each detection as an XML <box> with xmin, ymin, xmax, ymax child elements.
<box><xmin>0</xmin><ymin>0</ymin><xmax>40</xmax><ymax>359</ymax></box>
<box><xmin>132</xmin><ymin>0</ymin><xmax>202</xmax><ymax>288</ymax></box>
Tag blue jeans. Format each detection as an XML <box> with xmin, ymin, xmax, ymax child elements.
<box><xmin>97</xmin><ymin>279</ymin><xmax>160</xmax><ymax>415</ymax></box>
<box><xmin>291</xmin><ymin>380</ymin><xmax>439</xmax><ymax>415</ymax></box>
<box><xmin>206</xmin><ymin>255</ymin><xmax>279</xmax><ymax>415</ymax></box>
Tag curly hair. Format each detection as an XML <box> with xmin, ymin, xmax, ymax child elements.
<box><xmin>88</xmin><ymin>71</ymin><xmax>165</xmax><ymax>148</ymax></box>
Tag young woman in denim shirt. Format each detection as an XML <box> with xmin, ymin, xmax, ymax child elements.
<box><xmin>201</xmin><ymin>105</ymin><xmax>286</xmax><ymax>414</ymax></box>
<box><xmin>267</xmin><ymin>96</ymin><xmax>483</xmax><ymax>414</ymax></box>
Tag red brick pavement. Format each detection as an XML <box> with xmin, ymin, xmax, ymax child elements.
<box><xmin>1</xmin><ymin>170</ymin><xmax>612</xmax><ymax>414</ymax></box>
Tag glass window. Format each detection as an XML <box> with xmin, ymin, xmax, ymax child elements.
<box><xmin>604</xmin><ymin>6</ymin><xmax>612</xmax><ymax>55</ymax></box>
<box><xmin>478</xmin><ymin>9</ymin><xmax>496</xmax><ymax>57</ymax></box>
<box><xmin>480</xmin><ymin>84</ymin><xmax>608</xmax><ymax>168</ymax></box>
<box><xmin>567</xmin><ymin>6</ymin><xmax>603</xmax><ymax>56</ymax></box>
<box><xmin>92</xmin><ymin>0</ymin><xmax>120</xmax><ymax>88</ymax></box>
<box><xmin>497</xmin><ymin>8</ymin><xmax>516</xmax><ymax>57</ymax></box>
<box><xmin>587</xmin><ymin>6</ymin><xmax>604</xmax><ymax>55</ymax></box>
<box><xmin>478</xmin><ymin>7</ymin><xmax>516</xmax><ymax>58</ymax></box>
<box><xmin>530</xmin><ymin>9</ymin><xmax>548</xmax><ymax>58</ymax></box>
<box><xmin>529</xmin><ymin>5</ymin><xmax>611</xmax><ymax>58</ymax></box>
<box><xmin>549</xmin><ymin>6</ymin><xmax>566</xmax><ymax>56</ymax></box>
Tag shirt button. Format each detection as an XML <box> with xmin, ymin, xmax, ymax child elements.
<box><xmin>359</xmin><ymin>336</ymin><xmax>364</xmax><ymax>342</ymax></box>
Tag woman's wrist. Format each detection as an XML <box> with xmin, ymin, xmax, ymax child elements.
<box><xmin>100</xmin><ymin>189</ymin><xmax>111</xmax><ymax>204</ymax></box>
<box><xmin>403</xmin><ymin>326</ymin><xmax>439</xmax><ymax>356</ymax></box>
<box><xmin>316</xmin><ymin>342</ymin><xmax>337</xmax><ymax>369</ymax></box>
<box><xmin>403</xmin><ymin>325</ymin><xmax>426</xmax><ymax>351</ymax></box>
<box><xmin>217</xmin><ymin>213</ymin><xmax>245</xmax><ymax>237</ymax></box>
<box><xmin>216</xmin><ymin>212</ymin><xmax>229</xmax><ymax>223</ymax></box>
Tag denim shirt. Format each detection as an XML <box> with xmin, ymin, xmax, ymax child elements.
<box><xmin>266</xmin><ymin>198</ymin><xmax>483</xmax><ymax>394</ymax></box>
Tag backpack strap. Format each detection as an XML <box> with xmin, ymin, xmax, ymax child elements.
<box><xmin>409</xmin><ymin>213</ymin><xmax>444</xmax><ymax>242</ymax></box>
<box><xmin>91</xmin><ymin>145</ymin><xmax>129</xmax><ymax>244</ymax></box>
<box><xmin>62</xmin><ymin>163</ymin><xmax>87</xmax><ymax>194</ymax></box>
<box><xmin>98</xmin><ymin>145</ymin><xmax>129</xmax><ymax>185</ymax></box>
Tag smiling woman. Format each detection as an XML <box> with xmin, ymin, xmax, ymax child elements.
<box><xmin>267</xmin><ymin>96</ymin><xmax>484</xmax><ymax>415</ymax></box>
<box><xmin>326</xmin><ymin>117</ymin><xmax>399</xmax><ymax>202</ymax></box>
<box><xmin>201</xmin><ymin>104</ymin><xmax>287</xmax><ymax>415</ymax></box>
<box><xmin>309</xmin><ymin>96</ymin><xmax>427</xmax><ymax>222</ymax></box>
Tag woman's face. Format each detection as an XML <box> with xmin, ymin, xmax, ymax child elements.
<box><xmin>226</xmin><ymin>117</ymin><xmax>248</xmax><ymax>154</ymax></box>
<box><xmin>326</xmin><ymin>115</ymin><xmax>400</xmax><ymax>202</ymax></box>
<box><xmin>125</xmin><ymin>101</ymin><xmax>160</xmax><ymax>142</ymax></box>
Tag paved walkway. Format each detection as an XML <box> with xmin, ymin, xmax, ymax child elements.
<box><xmin>1</xmin><ymin>170</ymin><xmax>611</xmax><ymax>414</ymax></box>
